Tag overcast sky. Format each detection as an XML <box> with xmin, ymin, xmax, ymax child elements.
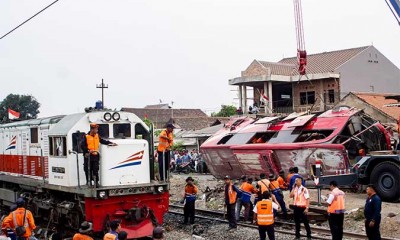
<box><xmin>1</xmin><ymin>0</ymin><xmax>399</xmax><ymax>117</ymax></box>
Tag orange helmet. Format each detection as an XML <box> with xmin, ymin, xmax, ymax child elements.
<box><xmin>90</xmin><ymin>123</ymin><xmax>99</xmax><ymax>128</ymax></box>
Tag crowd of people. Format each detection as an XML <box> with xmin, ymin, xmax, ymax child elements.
<box><xmin>180</xmin><ymin>166</ymin><xmax>383</xmax><ymax>240</ymax></box>
<box><xmin>0</xmin><ymin>198</ymin><xmax>165</xmax><ymax>240</ymax></box>
<box><xmin>0</xmin><ymin>164</ymin><xmax>382</xmax><ymax>240</ymax></box>
<box><xmin>170</xmin><ymin>149</ymin><xmax>206</xmax><ymax>173</ymax></box>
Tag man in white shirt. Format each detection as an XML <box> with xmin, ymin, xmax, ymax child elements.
<box><xmin>289</xmin><ymin>177</ymin><xmax>312</xmax><ymax>240</ymax></box>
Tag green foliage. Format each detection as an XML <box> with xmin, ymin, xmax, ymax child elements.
<box><xmin>211</xmin><ymin>105</ymin><xmax>237</xmax><ymax>117</ymax></box>
<box><xmin>143</xmin><ymin>118</ymin><xmax>152</xmax><ymax>127</ymax></box>
<box><xmin>154</xmin><ymin>130</ymin><xmax>162</xmax><ymax>137</ymax></box>
<box><xmin>171</xmin><ymin>141</ymin><xmax>184</xmax><ymax>151</ymax></box>
<box><xmin>0</xmin><ymin>94</ymin><xmax>40</xmax><ymax>123</ymax></box>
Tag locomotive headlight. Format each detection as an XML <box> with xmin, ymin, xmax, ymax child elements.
<box><xmin>98</xmin><ymin>191</ymin><xmax>108</xmax><ymax>199</ymax></box>
<box><xmin>157</xmin><ymin>186</ymin><xmax>164</xmax><ymax>193</ymax></box>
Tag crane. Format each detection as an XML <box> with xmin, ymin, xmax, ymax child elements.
<box><xmin>293</xmin><ymin>0</ymin><xmax>307</xmax><ymax>76</ymax></box>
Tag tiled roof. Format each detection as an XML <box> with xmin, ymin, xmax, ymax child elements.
<box><xmin>121</xmin><ymin>107</ymin><xmax>208</xmax><ymax>129</ymax></box>
<box><xmin>352</xmin><ymin>92</ymin><xmax>400</xmax><ymax>121</ymax></box>
<box><xmin>257</xmin><ymin>61</ymin><xmax>296</xmax><ymax>76</ymax></box>
<box><xmin>144</xmin><ymin>104</ymin><xmax>170</xmax><ymax>109</ymax></box>
<box><xmin>172</xmin><ymin>117</ymin><xmax>210</xmax><ymax>130</ymax></box>
<box><xmin>278</xmin><ymin>46</ymin><xmax>370</xmax><ymax>75</ymax></box>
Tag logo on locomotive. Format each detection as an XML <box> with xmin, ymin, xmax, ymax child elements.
<box><xmin>110</xmin><ymin>150</ymin><xmax>144</xmax><ymax>170</ymax></box>
<box><xmin>5</xmin><ymin>136</ymin><xmax>17</xmax><ymax>151</ymax></box>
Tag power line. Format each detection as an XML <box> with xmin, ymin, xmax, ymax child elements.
<box><xmin>0</xmin><ymin>0</ymin><xmax>61</xmax><ymax>40</ymax></box>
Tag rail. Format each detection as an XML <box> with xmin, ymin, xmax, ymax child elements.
<box><xmin>169</xmin><ymin>204</ymin><xmax>399</xmax><ymax>240</ymax></box>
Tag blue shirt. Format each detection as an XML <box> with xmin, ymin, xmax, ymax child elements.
<box><xmin>289</xmin><ymin>174</ymin><xmax>305</xmax><ymax>191</ymax></box>
<box><xmin>182</xmin><ymin>154</ymin><xmax>191</xmax><ymax>163</ymax></box>
<box><xmin>364</xmin><ymin>194</ymin><xmax>381</xmax><ymax>222</ymax></box>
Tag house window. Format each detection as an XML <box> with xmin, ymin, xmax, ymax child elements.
<box><xmin>300</xmin><ymin>91</ymin><xmax>315</xmax><ymax>105</ymax></box>
<box><xmin>49</xmin><ymin>137</ymin><xmax>67</xmax><ymax>157</ymax></box>
<box><xmin>328</xmin><ymin>90</ymin><xmax>335</xmax><ymax>103</ymax></box>
<box><xmin>30</xmin><ymin>128</ymin><xmax>38</xmax><ymax>143</ymax></box>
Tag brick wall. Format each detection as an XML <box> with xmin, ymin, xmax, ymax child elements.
<box><xmin>293</xmin><ymin>78</ymin><xmax>341</xmax><ymax>112</ymax></box>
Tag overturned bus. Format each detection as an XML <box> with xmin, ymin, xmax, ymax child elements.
<box><xmin>200</xmin><ymin>106</ymin><xmax>398</xmax><ymax>200</ymax></box>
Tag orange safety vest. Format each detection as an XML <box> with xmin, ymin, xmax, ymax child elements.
<box><xmin>286</xmin><ymin>173</ymin><xmax>294</xmax><ymax>185</ymax></box>
<box><xmin>73</xmin><ymin>233</ymin><xmax>94</xmax><ymax>240</ymax></box>
<box><xmin>327</xmin><ymin>188</ymin><xmax>345</xmax><ymax>214</ymax></box>
<box><xmin>157</xmin><ymin>130</ymin><xmax>173</xmax><ymax>152</ymax></box>
<box><xmin>256</xmin><ymin>200</ymin><xmax>274</xmax><ymax>226</ymax></box>
<box><xmin>277</xmin><ymin>176</ymin><xmax>287</xmax><ymax>190</ymax></box>
<box><xmin>103</xmin><ymin>233</ymin><xmax>117</xmax><ymax>240</ymax></box>
<box><xmin>294</xmin><ymin>186</ymin><xmax>308</xmax><ymax>207</ymax></box>
<box><xmin>2</xmin><ymin>208</ymin><xmax>36</xmax><ymax>238</ymax></box>
<box><xmin>241</xmin><ymin>182</ymin><xmax>256</xmax><ymax>193</ymax></box>
<box><xmin>86</xmin><ymin>134</ymin><xmax>100</xmax><ymax>151</ymax></box>
<box><xmin>257</xmin><ymin>179</ymin><xmax>270</xmax><ymax>194</ymax></box>
<box><xmin>269</xmin><ymin>180</ymin><xmax>280</xmax><ymax>191</ymax></box>
<box><xmin>228</xmin><ymin>183</ymin><xmax>237</xmax><ymax>204</ymax></box>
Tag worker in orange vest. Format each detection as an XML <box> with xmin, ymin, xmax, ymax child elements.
<box><xmin>237</xmin><ymin>176</ymin><xmax>257</xmax><ymax>223</ymax></box>
<box><xmin>181</xmin><ymin>177</ymin><xmax>198</xmax><ymax>224</ymax></box>
<box><xmin>224</xmin><ymin>175</ymin><xmax>240</xmax><ymax>231</ymax></box>
<box><xmin>81</xmin><ymin>123</ymin><xmax>117</xmax><ymax>187</ymax></box>
<box><xmin>253</xmin><ymin>191</ymin><xmax>279</xmax><ymax>240</ymax></box>
<box><xmin>286</xmin><ymin>167</ymin><xmax>295</xmax><ymax>187</ymax></box>
<box><xmin>103</xmin><ymin>220</ymin><xmax>121</xmax><ymax>240</ymax></box>
<box><xmin>157</xmin><ymin>123</ymin><xmax>174</xmax><ymax>181</ymax></box>
<box><xmin>277</xmin><ymin>170</ymin><xmax>288</xmax><ymax>190</ymax></box>
<box><xmin>2</xmin><ymin>198</ymin><xmax>36</xmax><ymax>240</ymax></box>
<box><xmin>326</xmin><ymin>181</ymin><xmax>345</xmax><ymax>240</ymax></box>
<box><xmin>269</xmin><ymin>174</ymin><xmax>288</xmax><ymax>219</ymax></box>
<box><xmin>289</xmin><ymin>177</ymin><xmax>312</xmax><ymax>240</ymax></box>
<box><xmin>256</xmin><ymin>173</ymin><xmax>271</xmax><ymax>195</ymax></box>
<box><xmin>73</xmin><ymin>221</ymin><xmax>94</xmax><ymax>240</ymax></box>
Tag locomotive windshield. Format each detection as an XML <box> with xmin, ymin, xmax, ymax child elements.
<box><xmin>113</xmin><ymin>123</ymin><xmax>131</xmax><ymax>138</ymax></box>
<box><xmin>98</xmin><ymin>124</ymin><xmax>110</xmax><ymax>138</ymax></box>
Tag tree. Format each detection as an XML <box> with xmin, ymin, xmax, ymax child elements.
<box><xmin>211</xmin><ymin>105</ymin><xmax>237</xmax><ymax>117</ymax></box>
<box><xmin>0</xmin><ymin>94</ymin><xmax>40</xmax><ymax>123</ymax></box>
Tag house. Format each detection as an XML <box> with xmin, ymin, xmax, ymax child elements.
<box><xmin>339</xmin><ymin>92</ymin><xmax>400</xmax><ymax>131</ymax></box>
<box><xmin>229</xmin><ymin>46</ymin><xmax>400</xmax><ymax>114</ymax></box>
<box><xmin>122</xmin><ymin>107</ymin><xmax>229</xmax><ymax>149</ymax></box>
<box><xmin>121</xmin><ymin>107</ymin><xmax>209</xmax><ymax>130</ymax></box>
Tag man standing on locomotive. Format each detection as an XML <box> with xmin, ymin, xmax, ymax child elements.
<box><xmin>157</xmin><ymin>123</ymin><xmax>174</xmax><ymax>181</ymax></box>
<box><xmin>81</xmin><ymin>123</ymin><xmax>117</xmax><ymax>187</ymax></box>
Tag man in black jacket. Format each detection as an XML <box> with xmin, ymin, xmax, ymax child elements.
<box><xmin>81</xmin><ymin>123</ymin><xmax>117</xmax><ymax>187</ymax></box>
<box><xmin>364</xmin><ymin>184</ymin><xmax>382</xmax><ymax>240</ymax></box>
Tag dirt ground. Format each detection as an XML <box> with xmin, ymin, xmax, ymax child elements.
<box><xmin>169</xmin><ymin>173</ymin><xmax>400</xmax><ymax>239</ymax></box>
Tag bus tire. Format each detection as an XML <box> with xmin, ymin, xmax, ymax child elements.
<box><xmin>370</xmin><ymin>161</ymin><xmax>400</xmax><ymax>202</ymax></box>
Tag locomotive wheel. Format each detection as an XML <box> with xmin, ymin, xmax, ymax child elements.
<box><xmin>370</xmin><ymin>161</ymin><xmax>400</xmax><ymax>202</ymax></box>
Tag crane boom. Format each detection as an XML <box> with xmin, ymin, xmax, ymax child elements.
<box><xmin>293</xmin><ymin>0</ymin><xmax>307</xmax><ymax>75</ymax></box>
<box><xmin>385</xmin><ymin>0</ymin><xmax>400</xmax><ymax>26</ymax></box>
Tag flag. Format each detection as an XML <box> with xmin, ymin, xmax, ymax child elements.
<box><xmin>8</xmin><ymin>108</ymin><xmax>20</xmax><ymax>120</ymax></box>
<box><xmin>260</xmin><ymin>91</ymin><xmax>269</xmax><ymax>104</ymax></box>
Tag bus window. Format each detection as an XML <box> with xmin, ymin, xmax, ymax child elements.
<box><xmin>294</xmin><ymin>130</ymin><xmax>333</xmax><ymax>142</ymax></box>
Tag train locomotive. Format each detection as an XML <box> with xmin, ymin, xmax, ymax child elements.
<box><xmin>0</xmin><ymin>109</ymin><xmax>169</xmax><ymax>238</ymax></box>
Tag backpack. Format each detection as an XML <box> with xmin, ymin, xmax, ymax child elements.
<box><xmin>13</xmin><ymin>210</ymin><xmax>27</xmax><ymax>237</ymax></box>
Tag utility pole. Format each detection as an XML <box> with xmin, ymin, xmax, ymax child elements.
<box><xmin>96</xmin><ymin>79</ymin><xmax>108</xmax><ymax>107</ymax></box>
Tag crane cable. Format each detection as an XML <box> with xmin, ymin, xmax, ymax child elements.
<box><xmin>0</xmin><ymin>0</ymin><xmax>60</xmax><ymax>40</ymax></box>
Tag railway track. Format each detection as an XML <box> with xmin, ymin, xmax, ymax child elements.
<box><xmin>169</xmin><ymin>204</ymin><xmax>399</xmax><ymax>240</ymax></box>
